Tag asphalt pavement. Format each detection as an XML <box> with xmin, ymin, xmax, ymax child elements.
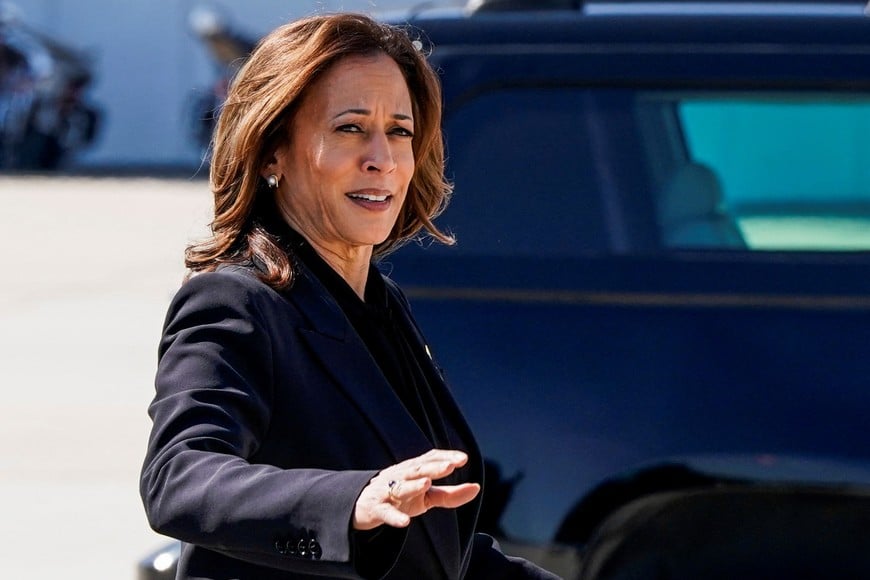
<box><xmin>0</xmin><ymin>175</ymin><xmax>213</xmax><ymax>578</ymax></box>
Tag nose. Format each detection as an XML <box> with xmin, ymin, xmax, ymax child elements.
<box><xmin>362</xmin><ymin>131</ymin><xmax>397</xmax><ymax>174</ymax></box>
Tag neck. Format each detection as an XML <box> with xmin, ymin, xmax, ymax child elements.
<box><xmin>276</xmin><ymin>210</ymin><xmax>373</xmax><ymax>300</ymax></box>
<box><xmin>305</xmin><ymin>238</ymin><xmax>372</xmax><ymax>300</ymax></box>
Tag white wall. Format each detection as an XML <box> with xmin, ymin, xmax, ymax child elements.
<box><xmin>12</xmin><ymin>0</ymin><xmax>416</xmax><ymax>168</ymax></box>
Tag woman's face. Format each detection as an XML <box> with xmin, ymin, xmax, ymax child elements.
<box><xmin>267</xmin><ymin>52</ymin><xmax>415</xmax><ymax>259</ymax></box>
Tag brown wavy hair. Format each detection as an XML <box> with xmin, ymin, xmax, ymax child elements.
<box><xmin>185</xmin><ymin>12</ymin><xmax>454</xmax><ymax>289</ymax></box>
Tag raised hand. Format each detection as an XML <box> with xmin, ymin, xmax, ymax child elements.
<box><xmin>353</xmin><ymin>449</ymin><xmax>481</xmax><ymax>531</ymax></box>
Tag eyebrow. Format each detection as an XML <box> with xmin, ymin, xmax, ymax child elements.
<box><xmin>334</xmin><ymin>108</ymin><xmax>413</xmax><ymax>122</ymax></box>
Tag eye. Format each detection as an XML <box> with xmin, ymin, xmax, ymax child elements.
<box><xmin>337</xmin><ymin>124</ymin><xmax>363</xmax><ymax>133</ymax></box>
<box><xmin>390</xmin><ymin>126</ymin><xmax>415</xmax><ymax>138</ymax></box>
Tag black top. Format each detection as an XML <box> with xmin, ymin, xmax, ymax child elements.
<box><xmin>274</xmin><ymin>225</ymin><xmax>465</xmax><ymax>577</ymax></box>
<box><xmin>275</xmin><ymin>224</ymin><xmax>453</xmax><ymax>451</ymax></box>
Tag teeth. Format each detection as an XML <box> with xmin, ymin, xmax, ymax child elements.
<box><xmin>348</xmin><ymin>193</ymin><xmax>388</xmax><ymax>202</ymax></box>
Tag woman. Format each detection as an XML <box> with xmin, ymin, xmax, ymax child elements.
<box><xmin>140</xmin><ymin>12</ymin><xmax>559</xmax><ymax>579</ymax></box>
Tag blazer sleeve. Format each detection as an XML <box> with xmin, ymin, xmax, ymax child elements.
<box><xmin>139</xmin><ymin>270</ymin><xmax>396</xmax><ymax>577</ymax></box>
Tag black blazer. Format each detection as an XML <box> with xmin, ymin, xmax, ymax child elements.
<box><xmin>140</xmin><ymin>262</ymin><xmax>557</xmax><ymax>579</ymax></box>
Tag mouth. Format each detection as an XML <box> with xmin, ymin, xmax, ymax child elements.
<box><xmin>346</xmin><ymin>189</ymin><xmax>392</xmax><ymax>208</ymax></box>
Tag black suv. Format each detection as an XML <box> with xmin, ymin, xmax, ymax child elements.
<box><xmin>141</xmin><ymin>1</ymin><xmax>870</xmax><ymax>577</ymax></box>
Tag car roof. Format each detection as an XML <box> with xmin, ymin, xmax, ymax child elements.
<box><xmin>383</xmin><ymin>0</ymin><xmax>870</xmax><ymax>48</ymax></box>
<box><xmin>379</xmin><ymin>0</ymin><xmax>870</xmax><ymax>106</ymax></box>
<box><xmin>585</xmin><ymin>1</ymin><xmax>866</xmax><ymax>16</ymax></box>
<box><xmin>398</xmin><ymin>0</ymin><xmax>870</xmax><ymax>15</ymax></box>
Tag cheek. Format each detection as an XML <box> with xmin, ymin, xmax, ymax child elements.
<box><xmin>302</xmin><ymin>132</ymin><xmax>335</xmax><ymax>167</ymax></box>
<box><xmin>399</xmin><ymin>148</ymin><xmax>416</xmax><ymax>180</ymax></box>
<box><xmin>314</xmin><ymin>145</ymin><xmax>361</xmax><ymax>183</ymax></box>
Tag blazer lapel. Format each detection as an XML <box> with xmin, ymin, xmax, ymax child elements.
<box><xmin>286</xmin><ymin>267</ymin><xmax>432</xmax><ymax>463</ymax></box>
<box><xmin>384</xmin><ymin>278</ymin><xmax>485</xmax><ymax>578</ymax></box>
<box><xmin>286</xmin><ymin>265</ymin><xmax>473</xmax><ymax>580</ymax></box>
<box><xmin>384</xmin><ymin>278</ymin><xmax>483</xmax><ymax>463</ymax></box>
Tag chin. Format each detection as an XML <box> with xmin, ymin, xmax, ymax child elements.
<box><xmin>355</xmin><ymin>224</ymin><xmax>398</xmax><ymax>247</ymax></box>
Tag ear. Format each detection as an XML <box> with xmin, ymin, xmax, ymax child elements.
<box><xmin>260</xmin><ymin>147</ymin><xmax>281</xmax><ymax>182</ymax></box>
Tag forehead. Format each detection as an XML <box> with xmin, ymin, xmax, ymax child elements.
<box><xmin>307</xmin><ymin>53</ymin><xmax>412</xmax><ymax>111</ymax></box>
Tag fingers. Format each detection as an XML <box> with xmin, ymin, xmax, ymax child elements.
<box><xmin>425</xmin><ymin>483</ymin><xmax>481</xmax><ymax>510</ymax></box>
<box><xmin>376</xmin><ymin>501</ymin><xmax>412</xmax><ymax>528</ymax></box>
<box><xmin>387</xmin><ymin>476</ymin><xmax>431</xmax><ymax>503</ymax></box>
<box><xmin>352</xmin><ymin>449</ymin><xmax>477</xmax><ymax>531</ymax></box>
<box><xmin>393</xmin><ymin>449</ymin><xmax>469</xmax><ymax>488</ymax></box>
<box><xmin>404</xmin><ymin>449</ymin><xmax>468</xmax><ymax>477</ymax></box>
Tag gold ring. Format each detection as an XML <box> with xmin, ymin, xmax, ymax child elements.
<box><xmin>388</xmin><ymin>480</ymin><xmax>399</xmax><ymax>500</ymax></box>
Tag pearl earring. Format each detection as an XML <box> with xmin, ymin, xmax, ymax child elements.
<box><xmin>267</xmin><ymin>174</ymin><xmax>279</xmax><ymax>189</ymax></box>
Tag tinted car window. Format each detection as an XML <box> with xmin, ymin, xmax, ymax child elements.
<box><xmin>680</xmin><ymin>94</ymin><xmax>870</xmax><ymax>250</ymax></box>
<box><xmin>435</xmin><ymin>88</ymin><xmax>870</xmax><ymax>255</ymax></box>
<box><xmin>432</xmin><ymin>88</ymin><xmax>652</xmax><ymax>256</ymax></box>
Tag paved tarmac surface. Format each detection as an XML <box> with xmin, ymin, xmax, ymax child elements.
<box><xmin>0</xmin><ymin>175</ymin><xmax>213</xmax><ymax>578</ymax></box>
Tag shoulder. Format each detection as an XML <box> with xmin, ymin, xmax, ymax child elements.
<box><xmin>164</xmin><ymin>265</ymin><xmax>300</xmax><ymax>332</ymax></box>
<box><xmin>186</xmin><ymin>264</ymin><xmax>272</xmax><ymax>294</ymax></box>
<box><xmin>159</xmin><ymin>266</ymin><xmax>305</xmax><ymax>358</ymax></box>
<box><xmin>176</xmin><ymin>266</ymin><xmax>277</xmax><ymax>308</ymax></box>
<box><xmin>167</xmin><ymin>264</ymin><xmax>335</xmax><ymax>326</ymax></box>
